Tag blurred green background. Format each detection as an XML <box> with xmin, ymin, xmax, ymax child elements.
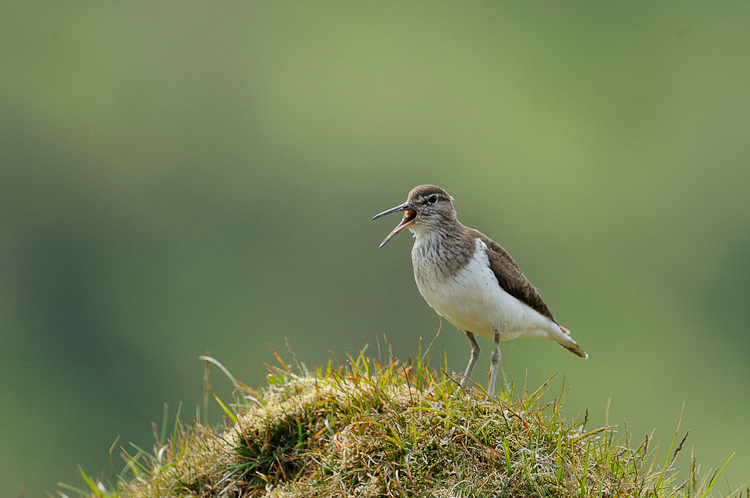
<box><xmin>2</xmin><ymin>2</ymin><xmax>749</xmax><ymax>496</ymax></box>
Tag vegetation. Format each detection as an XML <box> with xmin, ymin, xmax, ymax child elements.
<box><xmin>58</xmin><ymin>343</ymin><xmax>743</xmax><ymax>498</ymax></box>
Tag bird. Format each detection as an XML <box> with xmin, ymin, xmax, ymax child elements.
<box><xmin>373</xmin><ymin>184</ymin><xmax>587</xmax><ymax>396</ymax></box>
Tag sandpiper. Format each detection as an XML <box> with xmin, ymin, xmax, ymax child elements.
<box><xmin>374</xmin><ymin>184</ymin><xmax>587</xmax><ymax>396</ymax></box>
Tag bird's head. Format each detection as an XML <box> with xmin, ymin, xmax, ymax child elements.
<box><xmin>373</xmin><ymin>184</ymin><xmax>456</xmax><ymax>247</ymax></box>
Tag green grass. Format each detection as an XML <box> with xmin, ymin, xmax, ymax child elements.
<box><xmin>58</xmin><ymin>342</ymin><xmax>745</xmax><ymax>498</ymax></box>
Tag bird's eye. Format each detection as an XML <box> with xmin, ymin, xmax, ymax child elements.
<box><xmin>427</xmin><ymin>194</ymin><xmax>438</xmax><ymax>204</ymax></box>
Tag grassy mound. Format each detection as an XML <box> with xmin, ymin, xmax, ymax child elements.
<box><xmin>61</xmin><ymin>347</ymin><xmax>738</xmax><ymax>498</ymax></box>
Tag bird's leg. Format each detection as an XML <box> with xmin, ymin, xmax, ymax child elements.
<box><xmin>460</xmin><ymin>331</ymin><xmax>481</xmax><ymax>389</ymax></box>
<box><xmin>488</xmin><ymin>328</ymin><xmax>502</xmax><ymax>398</ymax></box>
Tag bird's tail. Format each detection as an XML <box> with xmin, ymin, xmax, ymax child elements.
<box><xmin>556</xmin><ymin>326</ymin><xmax>588</xmax><ymax>359</ymax></box>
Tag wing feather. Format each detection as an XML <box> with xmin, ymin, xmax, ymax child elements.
<box><xmin>469</xmin><ymin>229</ymin><xmax>557</xmax><ymax>323</ymax></box>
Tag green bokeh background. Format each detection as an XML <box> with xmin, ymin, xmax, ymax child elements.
<box><xmin>2</xmin><ymin>3</ymin><xmax>749</xmax><ymax>496</ymax></box>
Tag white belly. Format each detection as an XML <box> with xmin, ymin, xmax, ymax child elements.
<box><xmin>413</xmin><ymin>239</ymin><xmax>556</xmax><ymax>341</ymax></box>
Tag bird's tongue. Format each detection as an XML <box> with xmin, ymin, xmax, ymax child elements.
<box><xmin>393</xmin><ymin>209</ymin><xmax>416</xmax><ymax>232</ymax></box>
<box><xmin>378</xmin><ymin>209</ymin><xmax>417</xmax><ymax>247</ymax></box>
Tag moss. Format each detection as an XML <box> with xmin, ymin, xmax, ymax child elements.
<box><xmin>69</xmin><ymin>353</ymin><xmax>742</xmax><ymax>498</ymax></box>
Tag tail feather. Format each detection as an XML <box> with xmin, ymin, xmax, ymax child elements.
<box><xmin>555</xmin><ymin>326</ymin><xmax>588</xmax><ymax>359</ymax></box>
<box><xmin>561</xmin><ymin>342</ymin><xmax>588</xmax><ymax>359</ymax></box>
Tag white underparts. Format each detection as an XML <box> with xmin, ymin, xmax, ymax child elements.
<box><xmin>413</xmin><ymin>238</ymin><xmax>569</xmax><ymax>345</ymax></box>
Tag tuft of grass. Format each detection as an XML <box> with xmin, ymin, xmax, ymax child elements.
<box><xmin>59</xmin><ymin>343</ymin><xmax>745</xmax><ymax>498</ymax></box>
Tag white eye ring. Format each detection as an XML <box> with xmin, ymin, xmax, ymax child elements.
<box><xmin>427</xmin><ymin>194</ymin><xmax>438</xmax><ymax>204</ymax></box>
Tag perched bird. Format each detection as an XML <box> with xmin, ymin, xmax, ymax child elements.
<box><xmin>373</xmin><ymin>184</ymin><xmax>587</xmax><ymax>396</ymax></box>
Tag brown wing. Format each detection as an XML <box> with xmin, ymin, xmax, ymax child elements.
<box><xmin>470</xmin><ymin>229</ymin><xmax>557</xmax><ymax>323</ymax></box>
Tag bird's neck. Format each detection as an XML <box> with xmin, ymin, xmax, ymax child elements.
<box><xmin>411</xmin><ymin>220</ymin><xmax>477</xmax><ymax>278</ymax></box>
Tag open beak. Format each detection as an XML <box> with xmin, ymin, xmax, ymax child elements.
<box><xmin>373</xmin><ymin>202</ymin><xmax>417</xmax><ymax>247</ymax></box>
